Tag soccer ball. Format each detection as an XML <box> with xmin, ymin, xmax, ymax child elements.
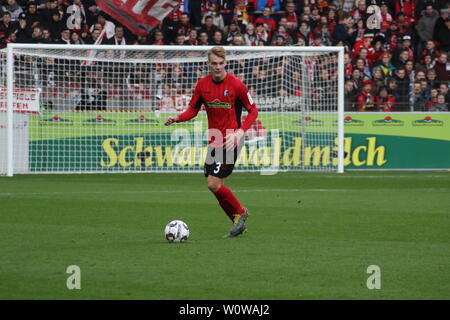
<box><xmin>164</xmin><ymin>220</ymin><xmax>190</xmax><ymax>243</ymax></box>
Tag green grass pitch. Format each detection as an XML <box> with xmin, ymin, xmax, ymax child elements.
<box><xmin>0</xmin><ymin>171</ymin><xmax>449</xmax><ymax>299</ymax></box>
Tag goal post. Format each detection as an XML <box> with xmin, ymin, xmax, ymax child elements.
<box><xmin>0</xmin><ymin>44</ymin><xmax>344</xmax><ymax>176</ymax></box>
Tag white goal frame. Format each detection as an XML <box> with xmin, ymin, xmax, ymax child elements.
<box><xmin>3</xmin><ymin>44</ymin><xmax>345</xmax><ymax>176</ymax></box>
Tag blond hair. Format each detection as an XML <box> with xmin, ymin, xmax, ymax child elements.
<box><xmin>208</xmin><ymin>46</ymin><xmax>226</xmax><ymax>60</ymax></box>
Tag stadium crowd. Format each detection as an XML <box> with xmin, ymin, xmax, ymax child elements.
<box><xmin>0</xmin><ymin>0</ymin><xmax>449</xmax><ymax>112</ymax></box>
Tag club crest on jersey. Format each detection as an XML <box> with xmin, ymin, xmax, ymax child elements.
<box><xmin>224</xmin><ymin>90</ymin><xmax>229</xmax><ymax>97</ymax></box>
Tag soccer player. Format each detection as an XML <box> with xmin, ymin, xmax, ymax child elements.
<box><xmin>164</xmin><ymin>46</ymin><xmax>258</xmax><ymax>238</ymax></box>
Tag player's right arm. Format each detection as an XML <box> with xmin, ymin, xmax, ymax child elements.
<box><xmin>165</xmin><ymin>81</ymin><xmax>204</xmax><ymax>126</ymax></box>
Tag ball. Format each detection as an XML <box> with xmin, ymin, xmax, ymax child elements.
<box><xmin>164</xmin><ymin>220</ymin><xmax>189</xmax><ymax>243</ymax></box>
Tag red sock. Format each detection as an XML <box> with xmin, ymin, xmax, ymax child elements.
<box><xmin>214</xmin><ymin>185</ymin><xmax>245</xmax><ymax>219</ymax></box>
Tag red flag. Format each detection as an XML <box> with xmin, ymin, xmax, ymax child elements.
<box><xmin>95</xmin><ymin>0</ymin><xmax>180</xmax><ymax>36</ymax></box>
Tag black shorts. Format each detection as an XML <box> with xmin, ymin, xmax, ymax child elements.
<box><xmin>204</xmin><ymin>146</ymin><xmax>240</xmax><ymax>178</ymax></box>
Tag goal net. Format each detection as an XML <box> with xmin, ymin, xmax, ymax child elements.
<box><xmin>0</xmin><ymin>44</ymin><xmax>344</xmax><ymax>175</ymax></box>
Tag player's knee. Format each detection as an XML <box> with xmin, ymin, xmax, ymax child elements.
<box><xmin>207</xmin><ymin>180</ymin><xmax>221</xmax><ymax>193</ymax></box>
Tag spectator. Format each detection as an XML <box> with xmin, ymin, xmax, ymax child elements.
<box><xmin>148</xmin><ymin>29</ymin><xmax>164</xmax><ymax>45</ymax></box>
<box><xmin>174</xmin><ymin>33</ymin><xmax>185</xmax><ymax>45</ymax></box>
<box><xmin>198</xmin><ymin>31</ymin><xmax>209</xmax><ymax>45</ymax></box>
<box><xmin>344</xmin><ymin>79</ymin><xmax>357</xmax><ymax>111</ymax></box>
<box><xmin>378</xmin><ymin>52</ymin><xmax>396</xmax><ymax>78</ymax></box>
<box><xmin>350</xmin><ymin>68</ymin><xmax>363</xmax><ymax>89</ymax></box>
<box><xmin>355</xmin><ymin>57</ymin><xmax>372</xmax><ymax>79</ymax></box>
<box><xmin>272</xmin><ymin>24</ymin><xmax>292</xmax><ymax>45</ymax></box>
<box><xmin>411</xmin><ymin>81</ymin><xmax>427</xmax><ymax>111</ymax></box>
<box><xmin>417</xmin><ymin>4</ymin><xmax>440</xmax><ymax>44</ymax></box>
<box><xmin>176</xmin><ymin>13</ymin><xmax>192</xmax><ymax>42</ymax></box>
<box><xmin>395</xmin><ymin>0</ymin><xmax>416</xmax><ymax>26</ymax></box>
<box><xmin>231</xmin><ymin>34</ymin><xmax>245</xmax><ymax>46</ymax></box>
<box><xmin>162</xmin><ymin>4</ymin><xmax>183</xmax><ymax>44</ymax></box>
<box><xmin>89</xmin><ymin>12</ymin><xmax>115</xmax><ymax>39</ymax></box>
<box><xmin>372</xmin><ymin>67</ymin><xmax>385</xmax><ymax>91</ymax></box>
<box><xmin>25</xmin><ymin>2</ymin><xmax>41</xmax><ymax>30</ymax></box>
<box><xmin>353</xmin><ymin>18</ymin><xmax>366</xmax><ymax>44</ymax></box>
<box><xmin>396</xmin><ymin>12</ymin><xmax>414</xmax><ymax>38</ymax></box>
<box><xmin>15</xmin><ymin>12</ymin><xmax>31</xmax><ymax>43</ymax></box>
<box><xmin>224</xmin><ymin>21</ymin><xmax>241</xmax><ymax>44</ymax></box>
<box><xmin>244</xmin><ymin>23</ymin><xmax>257</xmax><ymax>46</ymax></box>
<box><xmin>376</xmin><ymin>86</ymin><xmax>396</xmax><ymax>112</ymax></box>
<box><xmin>385</xmin><ymin>21</ymin><xmax>400</xmax><ymax>52</ymax></box>
<box><xmin>422</xmin><ymin>54</ymin><xmax>437</xmax><ymax>71</ymax></box>
<box><xmin>70</xmin><ymin>30</ymin><xmax>84</xmax><ymax>44</ymax></box>
<box><xmin>200</xmin><ymin>15</ymin><xmax>220</xmax><ymax>40</ymax></box>
<box><xmin>434</xmin><ymin>53</ymin><xmax>449</xmax><ymax>82</ymax></box>
<box><xmin>351</xmin><ymin>0</ymin><xmax>367</xmax><ymax>23</ymax></box>
<box><xmin>0</xmin><ymin>12</ymin><xmax>18</xmax><ymax>38</ymax></box>
<box><xmin>31</xmin><ymin>25</ymin><xmax>45</xmax><ymax>43</ymax></box>
<box><xmin>387</xmin><ymin>77</ymin><xmax>401</xmax><ymax>102</ymax></box>
<box><xmin>433</xmin><ymin>7</ymin><xmax>449</xmax><ymax>40</ymax></box>
<box><xmin>216</xmin><ymin>0</ymin><xmax>235</xmax><ymax>26</ymax></box>
<box><xmin>186</xmin><ymin>0</ymin><xmax>202</xmax><ymax>28</ymax></box>
<box><xmin>84</xmin><ymin>27</ymin><xmax>102</xmax><ymax>44</ymax></box>
<box><xmin>392</xmin><ymin>48</ymin><xmax>410</xmax><ymax>70</ymax></box>
<box><xmin>210</xmin><ymin>30</ymin><xmax>225</xmax><ymax>45</ymax></box>
<box><xmin>420</xmin><ymin>79</ymin><xmax>431</xmax><ymax>102</ymax></box>
<box><xmin>201</xmin><ymin>2</ymin><xmax>225</xmax><ymax>30</ymax></box>
<box><xmin>184</xmin><ymin>29</ymin><xmax>198</xmax><ymax>45</ymax></box>
<box><xmin>255</xmin><ymin>22</ymin><xmax>269</xmax><ymax>44</ymax></box>
<box><xmin>55</xmin><ymin>28</ymin><xmax>71</xmax><ymax>44</ymax></box>
<box><xmin>439</xmin><ymin>82</ymin><xmax>450</xmax><ymax>104</ymax></box>
<box><xmin>356</xmin><ymin>80</ymin><xmax>376</xmax><ymax>112</ymax></box>
<box><xmin>356</xmin><ymin>47</ymin><xmax>370</xmax><ymax>67</ymax></box>
<box><xmin>337</xmin><ymin>0</ymin><xmax>356</xmax><ymax>14</ymax></box>
<box><xmin>435</xmin><ymin>17</ymin><xmax>450</xmax><ymax>52</ymax></box>
<box><xmin>426</xmin><ymin>87</ymin><xmax>439</xmax><ymax>109</ymax></box>
<box><xmin>39</xmin><ymin>1</ymin><xmax>59</xmax><ymax>28</ymax></box>
<box><xmin>394</xmin><ymin>68</ymin><xmax>411</xmax><ymax>111</ymax></box>
<box><xmin>404</xmin><ymin>59</ymin><xmax>415</xmax><ymax>78</ymax></box>
<box><xmin>379</xmin><ymin>1</ymin><xmax>393</xmax><ymax>33</ymax></box>
<box><xmin>415</xmin><ymin>70</ymin><xmax>427</xmax><ymax>81</ymax></box>
<box><xmin>427</xmin><ymin>69</ymin><xmax>440</xmax><ymax>88</ymax></box>
<box><xmin>317</xmin><ymin>23</ymin><xmax>332</xmax><ymax>46</ymax></box>
<box><xmin>254</xmin><ymin>6</ymin><xmax>277</xmax><ymax>35</ymax></box>
<box><xmin>332</xmin><ymin>12</ymin><xmax>355</xmax><ymax>49</ymax></box>
<box><xmin>1</xmin><ymin>0</ymin><xmax>23</xmax><ymax>22</ymax></box>
<box><xmin>419</xmin><ymin>40</ymin><xmax>440</xmax><ymax>65</ymax></box>
<box><xmin>353</xmin><ymin>32</ymin><xmax>376</xmax><ymax>64</ymax></box>
<box><xmin>297</xmin><ymin>21</ymin><xmax>311</xmax><ymax>45</ymax></box>
<box><xmin>273</xmin><ymin>33</ymin><xmax>287</xmax><ymax>46</ymax></box>
<box><xmin>429</xmin><ymin>93</ymin><xmax>448</xmax><ymax>111</ymax></box>
<box><xmin>326</xmin><ymin>7</ymin><xmax>337</xmax><ymax>35</ymax></box>
<box><xmin>103</xmin><ymin>26</ymin><xmax>127</xmax><ymax>45</ymax></box>
<box><xmin>233</xmin><ymin>0</ymin><xmax>250</xmax><ymax>32</ymax></box>
<box><xmin>399</xmin><ymin>34</ymin><xmax>415</xmax><ymax>61</ymax></box>
<box><xmin>41</xmin><ymin>28</ymin><xmax>52</xmax><ymax>44</ymax></box>
<box><xmin>46</xmin><ymin>10</ymin><xmax>66</xmax><ymax>42</ymax></box>
<box><xmin>283</xmin><ymin>1</ymin><xmax>298</xmax><ymax>32</ymax></box>
<box><xmin>344</xmin><ymin>52</ymin><xmax>353</xmax><ymax>80</ymax></box>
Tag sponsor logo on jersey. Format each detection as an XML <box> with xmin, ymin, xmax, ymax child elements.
<box><xmin>207</xmin><ymin>99</ymin><xmax>232</xmax><ymax>109</ymax></box>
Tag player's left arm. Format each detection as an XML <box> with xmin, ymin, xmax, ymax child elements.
<box><xmin>225</xmin><ymin>81</ymin><xmax>259</xmax><ymax>151</ymax></box>
<box><xmin>238</xmin><ymin>83</ymin><xmax>259</xmax><ymax>133</ymax></box>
